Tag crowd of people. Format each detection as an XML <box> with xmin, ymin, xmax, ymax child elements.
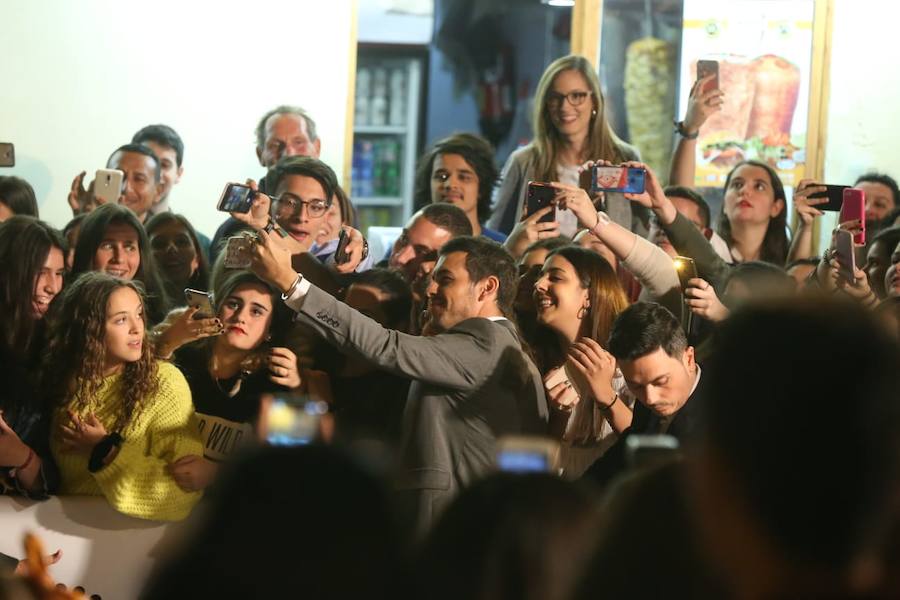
<box><xmin>2</xmin><ymin>52</ymin><xmax>900</xmax><ymax>598</ymax></box>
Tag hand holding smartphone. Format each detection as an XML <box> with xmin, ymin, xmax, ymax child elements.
<box><xmin>832</xmin><ymin>229</ymin><xmax>856</xmax><ymax>282</ymax></box>
<box><xmin>673</xmin><ymin>256</ymin><xmax>699</xmax><ymax>292</ymax></box>
<box><xmin>696</xmin><ymin>60</ymin><xmax>719</xmax><ymax>94</ymax></box>
<box><xmin>808</xmin><ymin>184</ymin><xmax>850</xmax><ymax>212</ymax></box>
<box><xmin>526</xmin><ymin>182</ymin><xmax>557</xmax><ymax>223</ymax></box>
<box><xmin>333</xmin><ymin>229</ymin><xmax>351</xmax><ymax>265</ymax></box>
<box><xmin>184</xmin><ymin>289</ymin><xmax>215</xmax><ymax>319</ymax></box>
<box><xmin>94</xmin><ymin>169</ymin><xmax>124</xmax><ymax>205</ymax></box>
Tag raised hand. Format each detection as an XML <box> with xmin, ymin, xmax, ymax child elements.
<box><xmin>153</xmin><ymin>306</ymin><xmax>224</xmax><ymax>359</ymax></box>
<box><xmin>683</xmin><ymin>75</ymin><xmax>725</xmax><ymax>134</ymax></box>
<box><xmin>684</xmin><ymin>277</ymin><xmax>729</xmax><ymax>322</ymax></box>
<box><xmin>504</xmin><ymin>205</ymin><xmax>561</xmax><ymax>259</ymax></box>
<box><xmin>793</xmin><ymin>179</ymin><xmax>828</xmax><ymax>226</ymax></box>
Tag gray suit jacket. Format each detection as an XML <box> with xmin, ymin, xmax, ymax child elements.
<box><xmin>294</xmin><ymin>285</ymin><xmax>549</xmax><ymax>532</ymax></box>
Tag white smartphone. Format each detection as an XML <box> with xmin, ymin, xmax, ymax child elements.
<box><xmin>496</xmin><ymin>435</ymin><xmax>560</xmax><ymax>474</ymax></box>
<box><xmin>94</xmin><ymin>168</ymin><xmax>124</xmax><ymax>205</ymax></box>
<box><xmin>544</xmin><ymin>365</ymin><xmax>582</xmax><ymax>404</ymax></box>
<box><xmin>184</xmin><ymin>288</ymin><xmax>215</xmax><ymax>319</ymax></box>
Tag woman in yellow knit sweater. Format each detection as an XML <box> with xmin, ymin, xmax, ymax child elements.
<box><xmin>45</xmin><ymin>272</ymin><xmax>202</xmax><ymax>521</ymax></box>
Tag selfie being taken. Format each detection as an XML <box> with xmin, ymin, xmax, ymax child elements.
<box><xmin>2</xmin><ymin>1</ymin><xmax>899</xmax><ymax>599</ymax></box>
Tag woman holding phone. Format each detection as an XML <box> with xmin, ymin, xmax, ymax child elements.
<box><xmin>71</xmin><ymin>203</ymin><xmax>171</xmax><ymax>324</ymax></box>
<box><xmin>491</xmin><ymin>54</ymin><xmax>642</xmax><ymax>244</ymax></box>
<box><xmin>154</xmin><ymin>269</ymin><xmax>305</xmax><ymax>492</ymax></box>
<box><xmin>45</xmin><ymin>272</ymin><xmax>202</xmax><ymax>521</ymax></box>
<box><xmin>531</xmin><ymin>245</ymin><xmax>634</xmax><ymax>478</ymax></box>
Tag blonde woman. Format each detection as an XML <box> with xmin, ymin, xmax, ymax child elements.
<box><xmin>493</xmin><ymin>54</ymin><xmax>644</xmax><ymax>251</ymax></box>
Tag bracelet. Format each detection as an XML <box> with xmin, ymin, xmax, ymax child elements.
<box><xmin>863</xmin><ymin>290</ymin><xmax>879</xmax><ymax>307</ymax></box>
<box><xmin>281</xmin><ymin>273</ymin><xmax>303</xmax><ymax>300</ymax></box>
<box><xmin>88</xmin><ymin>433</ymin><xmax>123</xmax><ymax>473</ymax></box>
<box><xmin>597</xmin><ymin>393</ymin><xmax>619</xmax><ymax>411</ymax></box>
<box><xmin>10</xmin><ymin>448</ymin><xmax>34</xmax><ymax>479</ymax></box>
<box><xmin>590</xmin><ymin>211</ymin><xmax>611</xmax><ymax>239</ymax></box>
<box><xmin>674</xmin><ymin>120</ymin><xmax>699</xmax><ymax>140</ymax></box>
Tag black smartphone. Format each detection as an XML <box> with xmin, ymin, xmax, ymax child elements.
<box><xmin>591</xmin><ymin>166</ymin><xmax>646</xmax><ymax>194</ymax></box>
<box><xmin>0</xmin><ymin>143</ymin><xmax>13</xmax><ymax>167</ymax></box>
<box><xmin>809</xmin><ymin>184</ymin><xmax>850</xmax><ymax>212</ymax></box>
<box><xmin>526</xmin><ymin>182</ymin><xmax>557</xmax><ymax>223</ymax></box>
<box><xmin>217</xmin><ymin>183</ymin><xmax>254</xmax><ymax>213</ymax></box>
<box><xmin>673</xmin><ymin>256</ymin><xmax>698</xmax><ymax>291</ymax></box>
<box><xmin>697</xmin><ymin>59</ymin><xmax>719</xmax><ymax>93</ymax></box>
<box><xmin>334</xmin><ymin>229</ymin><xmax>351</xmax><ymax>264</ymax></box>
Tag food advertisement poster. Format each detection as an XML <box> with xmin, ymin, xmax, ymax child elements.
<box><xmin>679</xmin><ymin>0</ymin><xmax>815</xmax><ymax>188</ymax></box>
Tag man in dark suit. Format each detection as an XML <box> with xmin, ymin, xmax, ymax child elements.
<box><xmin>582</xmin><ymin>302</ymin><xmax>703</xmax><ymax>487</ymax></box>
<box><xmin>250</xmin><ymin>233</ymin><xmax>549</xmax><ymax>534</ymax></box>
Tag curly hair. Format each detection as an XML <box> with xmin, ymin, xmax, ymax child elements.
<box><xmin>413</xmin><ymin>132</ymin><xmax>499</xmax><ymax>224</ymax></box>
<box><xmin>42</xmin><ymin>272</ymin><xmax>159</xmax><ymax>434</ymax></box>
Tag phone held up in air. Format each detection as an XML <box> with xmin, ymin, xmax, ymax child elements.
<box><xmin>334</xmin><ymin>228</ymin><xmax>351</xmax><ymax>265</ymax></box>
<box><xmin>184</xmin><ymin>288</ymin><xmax>215</xmax><ymax>320</ymax></box>
<box><xmin>808</xmin><ymin>184</ymin><xmax>850</xmax><ymax>212</ymax></box>
<box><xmin>590</xmin><ymin>165</ymin><xmax>646</xmax><ymax>194</ymax></box>
<box><xmin>696</xmin><ymin>59</ymin><xmax>719</xmax><ymax>93</ymax></box>
<box><xmin>94</xmin><ymin>168</ymin><xmax>124</xmax><ymax>205</ymax></box>
<box><xmin>217</xmin><ymin>183</ymin><xmax>255</xmax><ymax>213</ymax></box>
<box><xmin>264</xmin><ymin>395</ymin><xmax>329</xmax><ymax>447</ymax></box>
<box><xmin>832</xmin><ymin>229</ymin><xmax>856</xmax><ymax>282</ymax></box>
<box><xmin>495</xmin><ymin>435</ymin><xmax>561</xmax><ymax>474</ymax></box>
<box><xmin>223</xmin><ymin>235</ymin><xmax>254</xmax><ymax>269</ymax></box>
<box><xmin>673</xmin><ymin>256</ymin><xmax>699</xmax><ymax>292</ymax></box>
<box><xmin>526</xmin><ymin>182</ymin><xmax>557</xmax><ymax>223</ymax></box>
<box><xmin>0</xmin><ymin>143</ymin><xmax>14</xmax><ymax>167</ymax></box>
<box><xmin>839</xmin><ymin>188</ymin><xmax>866</xmax><ymax>245</ymax></box>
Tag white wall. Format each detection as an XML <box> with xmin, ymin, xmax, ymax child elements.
<box><xmin>1</xmin><ymin>0</ymin><xmax>355</xmax><ymax>236</ymax></box>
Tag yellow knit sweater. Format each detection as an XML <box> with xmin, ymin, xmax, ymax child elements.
<box><xmin>51</xmin><ymin>361</ymin><xmax>203</xmax><ymax>521</ymax></box>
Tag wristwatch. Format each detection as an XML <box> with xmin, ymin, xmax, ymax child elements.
<box><xmin>674</xmin><ymin>120</ymin><xmax>700</xmax><ymax>140</ymax></box>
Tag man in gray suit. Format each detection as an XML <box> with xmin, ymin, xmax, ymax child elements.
<box><xmin>250</xmin><ymin>233</ymin><xmax>549</xmax><ymax>534</ymax></box>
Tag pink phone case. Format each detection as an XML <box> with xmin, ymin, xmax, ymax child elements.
<box><xmin>839</xmin><ymin>188</ymin><xmax>866</xmax><ymax>245</ymax></box>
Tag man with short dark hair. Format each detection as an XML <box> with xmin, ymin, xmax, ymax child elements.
<box><xmin>249</xmin><ymin>233</ymin><xmax>548</xmax><ymax>534</ymax></box>
<box><xmin>652</xmin><ymin>186</ymin><xmax>732</xmax><ymax>263</ymax></box>
<box><xmin>387</xmin><ymin>203</ymin><xmax>473</xmax><ymax>283</ymax></box>
<box><xmin>132</xmin><ymin>124</ymin><xmax>184</xmax><ymax>216</ymax></box>
<box><xmin>582</xmin><ymin>302</ymin><xmax>703</xmax><ymax>486</ymax></box>
<box><xmin>106</xmin><ymin>143</ymin><xmax>164</xmax><ymax>224</ymax></box>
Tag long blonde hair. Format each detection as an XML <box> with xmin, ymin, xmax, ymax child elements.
<box><xmin>532</xmin><ymin>55</ymin><xmax>628</xmax><ymax>182</ymax></box>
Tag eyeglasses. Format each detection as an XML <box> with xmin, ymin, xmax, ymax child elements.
<box><xmin>546</xmin><ymin>90</ymin><xmax>592</xmax><ymax>108</ymax></box>
<box><xmin>275</xmin><ymin>193</ymin><xmax>331</xmax><ymax>218</ymax></box>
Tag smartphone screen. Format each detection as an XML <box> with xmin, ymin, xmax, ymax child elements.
<box><xmin>809</xmin><ymin>184</ymin><xmax>850</xmax><ymax>212</ymax></box>
<box><xmin>697</xmin><ymin>60</ymin><xmax>719</xmax><ymax>93</ymax></box>
<box><xmin>526</xmin><ymin>182</ymin><xmax>557</xmax><ymax>223</ymax></box>
<box><xmin>625</xmin><ymin>434</ymin><xmax>681</xmax><ymax>469</ymax></box>
<box><xmin>591</xmin><ymin>166</ymin><xmax>646</xmax><ymax>194</ymax></box>
<box><xmin>497</xmin><ymin>450</ymin><xmax>552</xmax><ymax>473</ymax></box>
<box><xmin>217</xmin><ymin>183</ymin><xmax>254</xmax><ymax>213</ymax></box>
<box><xmin>266</xmin><ymin>398</ymin><xmax>328</xmax><ymax>446</ymax></box>
<box><xmin>840</xmin><ymin>188</ymin><xmax>866</xmax><ymax>245</ymax></box>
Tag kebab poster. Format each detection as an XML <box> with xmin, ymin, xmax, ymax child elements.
<box><xmin>679</xmin><ymin>0</ymin><xmax>815</xmax><ymax>187</ymax></box>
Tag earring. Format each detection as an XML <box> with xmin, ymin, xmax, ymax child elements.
<box><xmin>577</xmin><ymin>306</ymin><xmax>588</xmax><ymax>319</ymax></box>
<box><xmin>591</xmin><ymin>109</ymin><xmax>597</xmax><ymax>117</ymax></box>
<box><xmin>265</xmin><ymin>334</ymin><xmax>272</xmax><ymax>342</ymax></box>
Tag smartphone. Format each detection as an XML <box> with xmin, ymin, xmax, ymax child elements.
<box><xmin>217</xmin><ymin>183</ymin><xmax>255</xmax><ymax>213</ymax></box>
<box><xmin>526</xmin><ymin>182</ymin><xmax>557</xmax><ymax>223</ymax></box>
<box><xmin>591</xmin><ymin>166</ymin><xmax>646</xmax><ymax>194</ymax></box>
<box><xmin>184</xmin><ymin>288</ymin><xmax>215</xmax><ymax>319</ymax></box>
<box><xmin>223</xmin><ymin>235</ymin><xmax>253</xmax><ymax>269</ymax></box>
<box><xmin>0</xmin><ymin>143</ymin><xmax>13</xmax><ymax>167</ymax></box>
<box><xmin>833</xmin><ymin>229</ymin><xmax>856</xmax><ymax>282</ymax></box>
<box><xmin>673</xmin><ymin>256</ymin><xmax>699</xmax><ymax>292</ymax></box>
<box><xmin>696</xmin><ymin>59</ymin><xmax>719</xmax><ymax>94</ymax></box>
<box><xmin>625</xmin><ymin>434</ymin><xmax>681</xmax><ymax>469</ymax></box>
<box><xmin>495</xmin><ymin>435</ymin><xmax>560</xmax><ymax>474</ymax></box>
<box><xmin>265</xmin><ymin>396</ymin><xmax>329</xmax><ymax>446</ymax></box>
<box><xmin>94</xmin><ymin>168</ymin><xmax>124</xmax><ymax>205</ymax></box>
<box><xmin>840</xmin><ymin>188</ymin><xmax>866</xmax><ymax>245</ymax></box>
<box><xmin>809</xmin><ymin>184</ymin><xmax>850</xmax><ymax>212</ymax></box>
<box><xmin>333</xmin><ymin>228</ymin><xmax>351</xmax><ymax>265</ymax></box>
